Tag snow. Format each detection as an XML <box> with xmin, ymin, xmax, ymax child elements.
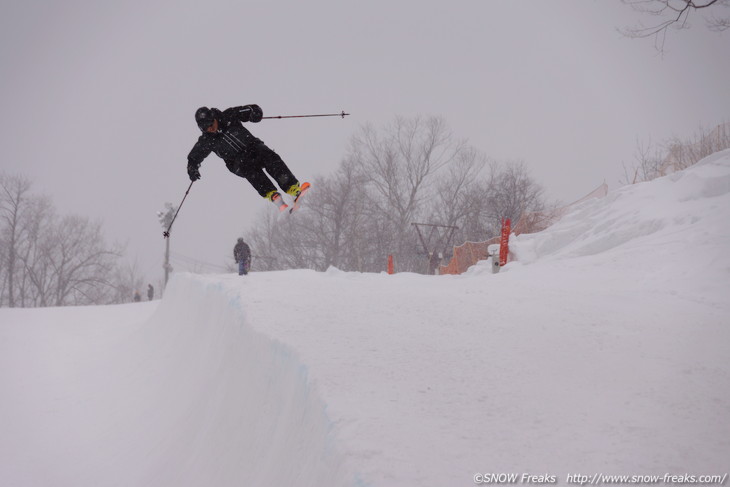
<box><xmin>2</xmin><ymin>150</ymin><xmax>729</xmax><ymax>486</ymax></box>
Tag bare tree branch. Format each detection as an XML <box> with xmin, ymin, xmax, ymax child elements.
<box><xmin>621</xmin><ymin>0</ymin><xmax>729</xmax><ymax>51</ymax></box>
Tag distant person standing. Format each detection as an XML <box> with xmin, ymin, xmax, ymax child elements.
<box><xmin>147</xmin><ymin>284</ymin><xmax>154</xmax><ymax>301</ymax></box>
<box><xmin>234</xmin><ymin>238</ymin><xmax>252</xmax><ymax>276</ymax></box>
<box><xmin>133</xmin><ymin>290</ymin><xmax>141</xmax><ymax>302</ymax></box>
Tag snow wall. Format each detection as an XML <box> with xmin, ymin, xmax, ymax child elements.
<box><xmin>132</xmin><ymin>275</ymin><xmax>351</xmax><ymax>486</ymax></box>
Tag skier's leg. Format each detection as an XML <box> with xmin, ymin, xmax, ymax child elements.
<box><xmin>254</xmin><ymin>144</ymin><xmax>299</xmax><ymax>194</ymax></box>
<box><xmin>230</xmin><ymin>163</ymin><xmax>277</xmax><ymax>198</ymax></box>
<box><xmin>229</xmin><ymin>163</ymin><xmax>288</xmax><ymax>210</ymax></box>
<box><xmin>238</xmin><ymin>261</ymin><xmax>245</xmax><ymax>276</ymax></box>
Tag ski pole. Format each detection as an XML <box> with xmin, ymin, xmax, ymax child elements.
<box><xmin>163</xmin><ymin>181</ymin><xmax>194</xmax><ymax>238</ymax></box>
<box><xmin>262</xmin><ymin>110</ymin><xmax>350</xmax><ymax>120</ymax></box>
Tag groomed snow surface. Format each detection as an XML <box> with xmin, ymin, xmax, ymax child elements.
<box><xmin>2</xmin><ymin>150</ymin><xmax>729</xmax><ymax>486</ymax></box>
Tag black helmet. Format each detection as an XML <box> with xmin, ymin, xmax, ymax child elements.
<box><xmin>195</xmin><ymin>107</ymin><xmax>215</xmax><ymax>131</ymax></box>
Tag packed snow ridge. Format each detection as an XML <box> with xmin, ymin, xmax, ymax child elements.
<box><xmin>1</xmin><ymin>150</ymin><xmax>729</xmax><ymax>486</ymax></box>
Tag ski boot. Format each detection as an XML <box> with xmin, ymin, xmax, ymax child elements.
<box><xmin>286</xmin><ymin>182</ymin><xmax>311</xmax><ymax>213</ymax></box>
<box><xmin>265</xmin><ymin>190</ymin><xmax>289</xmax><ymax>212</ymax></box>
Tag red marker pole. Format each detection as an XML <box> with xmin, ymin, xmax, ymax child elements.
<box><xmin>499</xmin><ymin>219</ymin><xmax>511</xmax><ymax>266</ymax></box>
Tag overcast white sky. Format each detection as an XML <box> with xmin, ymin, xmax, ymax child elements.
<box><xmin>1</xmin><ymin>0</ymin><xmax>728</xmax><ymax>287</ymax></box>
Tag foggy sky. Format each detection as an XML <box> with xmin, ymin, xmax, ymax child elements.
<box><xmin>1</xmin><ymin>0</ymin><xmax>728</xmax><ymax>287</ymax></box>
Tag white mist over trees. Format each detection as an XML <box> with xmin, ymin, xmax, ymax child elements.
<box><xmin>0</xmin><ymin>173</ymin><xmax>141</xmax><ymax>307</ymax></box>
<box><xmin>243</xmin><ymin>116</ymin><xmax>549</xmax><ymax>274</ymax></box>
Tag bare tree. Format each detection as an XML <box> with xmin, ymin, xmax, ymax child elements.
<box><xmin>289</xmin><ymin>160</ymin><xmax>370</xmax><ymax>270</ymax></box>
<box><xmin>621</xmin><ymin>0</ymin><xmax>730</xmax><ymax>51</ymax></box>
<box><xmin>0</xmin><ymin>173</ymin><xmax>33</xmax><ymax>307</ymax></box>
<box><xmin>18</xmin><ymin>215</ymin><xmax>121</xmax><ymax>307</ymax></box>
<box><xmin>13</xmin><ymin>196</ymin><xmax>55</xmax><ymax>307</ymax></box>
<box><xmin>109</xmin><ymin>259</ymin><xmax>146</xmax><ymax>304</ymax></box>
<box><xmin>427</xmin><ymin>147</ymin><xmax>487</xmax><ymax>230</ymax></box>
<box><xmin>1</xmin><ymin>172</ymin><xmax>129</xmax><ymax>307</ymax></box>
<box><xmin>621</xmin><ymin>136</ymin><xmax>665</xmax><ymax>184</ymax></box>
<box><xmin>421</xmin><ymin>147</ymin><xmax>490</xmax><ymax>265</ymax></box>
<box><xmin>484</xmin><ymin>161</ymin><xmax>546</xmax><ymax>232</ymax></box>
<box><xmin>351</xmin><ymin>116</ymin><xmax>464</xmax><ymax>229</ymax></box>
<box><xmin>47</xmin><ymin>216</ymin><xmax>121</xmax><ymax>306</ymax></box>
<box><xmin>349</xmin><ymin>116</ymin><xmax>468</xmax><ymax>270</ymax></box>
<box><xmin>663</xmin><ymin>121</ymin><xmax>730</xmax><ymax>170</ymax></box>
<box><xmin>244</xmin><ymin>210</ymin><xmax>291</xmax><ymax>271</ymax></box>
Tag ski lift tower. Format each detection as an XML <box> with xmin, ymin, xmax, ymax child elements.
<box><xmin>411</xmin><ymin>222</ymin><xmax>459</xmax><ymax>275</ymax></box>
<box><xmin>157</xmin><ymin>203</ymin><xmax>176</xmax><ymax>289</ymax></box>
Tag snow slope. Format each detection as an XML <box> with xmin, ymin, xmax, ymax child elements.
<box><xmin>1</xmin><ymin>151</ymin><xmax>729</xmax><ymax>486</ymax></box>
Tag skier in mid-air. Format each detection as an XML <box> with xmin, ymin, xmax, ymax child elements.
<box><xmin>186</xmin><ymin>104</ymin><xmax>309</xmax><ymax>212</ymax></box>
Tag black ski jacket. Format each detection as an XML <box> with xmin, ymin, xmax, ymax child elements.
<box><xmin>234</xmin><ymin>241</ymin><xmax>251</xmax><ymax>262</ymax></box>
<box><xmin>187</xmin><ymin>106</ymin><xmax>263</xmax><ymax>173</ymax></box>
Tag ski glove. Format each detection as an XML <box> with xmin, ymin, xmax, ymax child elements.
<box><xmin>246</xmin><ymin>104</ymin><xmax>263</xmax><ymax>123</ymax></box>
<box><xmin>187</xmin><ymin>164</ymin><xmax>201</xmax><ymax>181</ymax></box>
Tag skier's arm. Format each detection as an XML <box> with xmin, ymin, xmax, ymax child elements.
<box><xmin>226</xmin><ymin>105</ymin><xmax>263</xmax><ymax>123</ymax></box>
<box><xmin>187</xmin><ymin>136</ymin><xmax>214</xmax><ymax>180</ymax></box>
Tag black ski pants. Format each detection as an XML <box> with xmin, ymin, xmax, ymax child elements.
<box><xmin>227</xmin><ymin>143</ymin><xmax>298</xmax><ymax>198</ymax></box>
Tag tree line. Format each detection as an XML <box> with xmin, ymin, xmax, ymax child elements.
<box><xmin>243</xmin><ymin>115</ymin><xmax>549</xmax><ymax>274</ymax></box>
<box><xmin>622</xmin><ymin>121</ymin><xmax>730</xmax><ymax>184</ymax></box>
<box><xmin>0</xmin><ymin>173</ymin><xmax>143</xmax><ymax>307</ymax></box>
